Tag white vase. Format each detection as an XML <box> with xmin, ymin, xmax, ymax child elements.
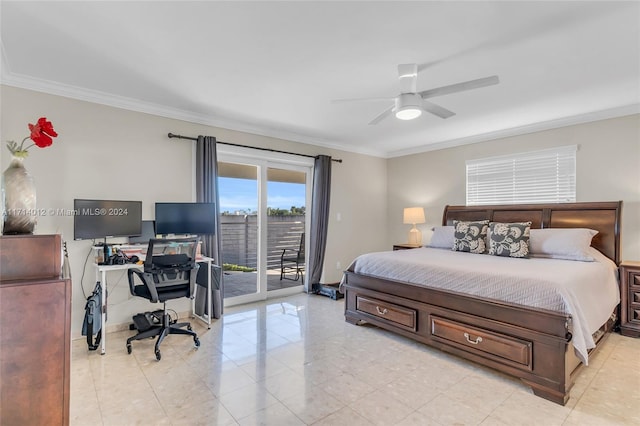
<box><xmin>2</xmin><ymin>155</ymin><xmax>37</xmax><ymax>234</ymax></box>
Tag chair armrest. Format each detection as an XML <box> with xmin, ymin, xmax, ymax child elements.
<box><xmin>128</xmin><ymin>269</ymin><xmax>160</xmax><ymax>303</ymax></box>
<box><xmin>127</xmin><ymin>269</ymin><xmax>144</xmax><ymax>295</ymax></box>
<box><xmin>189</xmin><ymin>263</ymin><xmax>200</xmax><ymax>299</ymax></box>
<box><xmin>281</xmin><ymin>248</ymin><xmax>301</xmax><ymax>259</ymax></box>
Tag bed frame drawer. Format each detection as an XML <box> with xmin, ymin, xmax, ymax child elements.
<box><xmin>430</xmin><ymin>316</ymin><xmax>532</xmax><ymax>370</ymax></box>
<box><xmin>356</xmin><ymin>296</ymin><xmax>416</xmax><ymax>330</ymax></box>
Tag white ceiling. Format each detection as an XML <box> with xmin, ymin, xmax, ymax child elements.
<box><xmin>1</xmin><ymin>1</ymin><xmax>639</xmax><ymax>158</ymax></box>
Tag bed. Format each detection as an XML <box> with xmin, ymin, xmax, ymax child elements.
<box><xmin>341</xmin><ymin>201</ymin><xmax>622</xmax><ymax>405</ymax></box>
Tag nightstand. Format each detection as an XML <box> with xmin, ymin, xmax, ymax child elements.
<box><xmin>620</xmin><ymin>261</ymin><xmax>640</xmax><ymax>337</ymax></box>
<box><xmin>393</xmin><ymin>244</ymin><xmax>421</xmax><ymax>251</ymax></box>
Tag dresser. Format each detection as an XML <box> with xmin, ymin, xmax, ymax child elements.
<box><xmin>620</xmin><ymin>261</ymin><xmax>640</xmax><ymax>337</ymax></box>
<box><xmin>0</xmin><ymin>234</ymin><xmax>71</xmax><ymax>426</ymax></box>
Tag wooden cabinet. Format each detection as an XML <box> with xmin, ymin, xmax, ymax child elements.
<box><xmin>620</xmin><ymin>261</ymin><xmax>640</xmax><ymax>337</ymax></box>
<box><xmin>0</xmin><ymin>235</ymin><xmax>71</xmax><ymax>426</ymax></box>
<box><xmin>0</xmin><ymin>234</ymin><xmax>62</xmax><ymax>281</ymax></box>
<box><xmin>392</xmin><ymin>244</ymin><xmax>421</xmax><ymax>251</ymax></box>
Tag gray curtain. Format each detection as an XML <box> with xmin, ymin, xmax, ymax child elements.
<box><xmin>309</xmin><ymin>155</ymin><xmax>332</xmax><ymax>292</ymax></box>
<box><xmin>196</xmin><ymin>135</ymin><xmax>223</xmax><ymax>318</ymax></box>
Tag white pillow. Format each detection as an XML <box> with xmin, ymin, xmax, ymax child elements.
<box><xmin>427</xmin><ymin>226</ymin><xmax>455</xmax><ymax>249</ymax></box>
<box><xmin>529</xmin><ymin>228</ymin><xmax>598</xmax><ymax>261</ymax></box>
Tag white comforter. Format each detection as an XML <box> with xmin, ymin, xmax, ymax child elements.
<box><xmin>344</xmin><ymin>247</ymin><xmax>620</xmax><ymax>364</ymax></box>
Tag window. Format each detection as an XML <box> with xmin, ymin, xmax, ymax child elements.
<box><xmin>466</xmin><ymin>145</ymin><xmax>576</xmax><ymax>205</ymax></box>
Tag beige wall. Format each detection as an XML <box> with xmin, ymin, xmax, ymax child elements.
<box><xmin>387</xmin><ymin>114</ymin><xmax>640</xmax><ymax>261</ymax></box>
<box><xmin>3</xmin><ymin>84</ymin><xmax>637</xmax><ymax>336</ymax></box>
<box><xmin>1</xmin><ymin>85</ymin><xmax>387</xmax><ymax>336</ymax></box>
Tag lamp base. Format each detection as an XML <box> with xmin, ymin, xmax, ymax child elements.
<box><xmin>408</xmin><ymin>226</ymin><xmax>422</xmax><ymax>246</ymax></box>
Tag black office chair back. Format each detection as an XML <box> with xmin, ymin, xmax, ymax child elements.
<box><xmin>131</xmin><ymin>237</ymin><xmax>200</xmax><ymax>303</ymax></box>
<box><xmin>145</xmin><ymin>238</ymin><xmax>198</xmax><ymax>270</ymax></box>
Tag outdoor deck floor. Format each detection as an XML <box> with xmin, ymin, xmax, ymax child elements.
<box><xmin>223</xmin><ymin>269</ymin><xmax>302</xmax><ymax>298</ymax></box>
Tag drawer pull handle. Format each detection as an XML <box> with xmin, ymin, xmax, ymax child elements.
<box><xmin>375</xmin><ymin>306</ymin><xmax>388</xmax><ymax>315</ymax></box>
<box><xmin>464</xmin><ymin>332</ymin><xmax>483</xmax><ymax>345</ymax></box>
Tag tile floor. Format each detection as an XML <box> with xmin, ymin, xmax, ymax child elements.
<box><xmin>71</xmin><ymin>293</ymin><xmax>639</xmax><ymax>425</ymax></box>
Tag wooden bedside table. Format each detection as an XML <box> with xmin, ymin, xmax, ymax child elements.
<box><xmin>393</xmin><ymin>244</ymin><xmax>421</xmax><ymax>251</ymax></box>
<box><xmin>620</xmin><ymin>261</ymin><xmax>640</xmax><ymax>337</ymax></box>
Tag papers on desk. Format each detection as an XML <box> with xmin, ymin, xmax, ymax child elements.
<box><xmin>120</xmin><ymin>248</ymin><xmax>143</xmax><ymax>256</ymax></box>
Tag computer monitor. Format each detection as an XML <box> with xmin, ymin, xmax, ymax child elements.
<box><xmin>155</xmin><ymin>202</ymin><xmax>216</xmax><ymax>236</ymax></box>
<box><xmin>128</xmin><ymin>220</ymin><xmax>156</xmax><ymax>245</ymax></box>
<box><xmin>74</xmin><ymin>199</ymin><xmax>142</xmax><ymax>240</ymax></box>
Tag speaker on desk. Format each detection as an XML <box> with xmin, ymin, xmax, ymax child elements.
<box><xmin>194</xmin><ymin>262</ymin><xmax>221</xmax><ymax>317</ymax></box>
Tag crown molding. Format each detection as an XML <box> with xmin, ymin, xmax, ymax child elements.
<box><xmin>385</xmin><ymin>104</ymin><xmax>640</xmax><ymax>158</ymax></box>
<box><xmin>1</xmin><ymin>63</ymin><xmax>636</xmax><ymax>161</ymax></box>
<box><xmin>0</xmin><ymin>69</ymin><xmax>386</xmax><ymax>159</ymax></box>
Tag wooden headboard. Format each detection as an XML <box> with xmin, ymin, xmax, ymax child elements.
<box><xmin>443</xmin><ymin>201</ymin><xmax>622</xmax><ymax>265</ymax></box>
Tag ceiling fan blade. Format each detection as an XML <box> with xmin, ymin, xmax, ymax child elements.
<box><xmin>331</xmin><ymin>96</ymin><xmax>395</xmax><ymax>104</ymax></box>
<box><xmin>368</xmin><ymin>105</ymin><xmax>395</xmax><ymax>125</ymax></box>
<box><xmin>422</xmin><ymin>100</ymin><xmax>455</xmax><ymax>119</ymax></box>
<box><xmin>398</xmin><ymin>63</ymin><xmax>418</xmax><ymax>94</ymax></box>
<box><xmin>419</xmin><ymin>75</ymin><xmax>499</xmax><ymax>99</ymax></box>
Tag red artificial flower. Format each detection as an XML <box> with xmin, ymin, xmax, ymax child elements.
<box><xmin>28</xmin><ymin>117</ymin><xmax>58</xmax><ymax>148</ymax></box>
<box><xmin>6</xmin><ymin>116</ymin><xmax>58</xmax><ymax>157</ymax></box>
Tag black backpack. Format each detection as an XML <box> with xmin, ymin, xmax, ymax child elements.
<box><xmin>82</xmin><ymin>282</ymin><xmax>103</xmax><ymax>351</ymax></box>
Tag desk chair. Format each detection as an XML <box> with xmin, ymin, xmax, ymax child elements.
<box><xmin>280</xmin><ymin>232</ymin><xmax>305</xmax><ymax>281</ymax></box>
<box><xmin>126</xmin><ymin>237</ymin><xmax>200</xmax><ymax>360</ymax></box>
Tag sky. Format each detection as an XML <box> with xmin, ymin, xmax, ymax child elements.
<box><xmin>218</xmin><ymin>177</ymin><xmax>305</xmax><ymax>213</ymax></box>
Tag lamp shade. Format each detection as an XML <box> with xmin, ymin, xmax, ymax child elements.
<box><xmin>403</xmin><ymin>207</ymin><xmax>425</xmax><ymax>224</ymax></box>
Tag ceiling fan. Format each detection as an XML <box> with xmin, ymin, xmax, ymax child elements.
<box><xmin>332</xmin><ymin>64</ymin><xmax>499</xmax><ymax>125</ymax></box>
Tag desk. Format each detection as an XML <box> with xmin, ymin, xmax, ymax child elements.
<box><xmin>94</xmin><ymin>251</ymin><xmax>214</xmax><ymax>355</ymax></box>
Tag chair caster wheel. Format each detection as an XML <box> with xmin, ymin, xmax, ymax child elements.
<box><xmin>155</xmin><ymin>350</ymin><xmax>161</xmax><ymax>361</ymax></box>
<box><xmin>126</xmin><ymin>344</ymin><xmax>132</xmax><ymax>354</ymax></box>
<box><xmin>194</xmin><ymin>337</ymin><xmax>200</xmax><ymax>348</ymax></box>
<box><xmin>187</xmin><ymin>325</ymin><xmax>193</xmax><ymax>331</ymax></box>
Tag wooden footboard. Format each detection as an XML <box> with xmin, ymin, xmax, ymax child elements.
<box><xmin>343</xmin><ymin>271</ymin><xmax>612</xmax><ymax>405</ymax></box>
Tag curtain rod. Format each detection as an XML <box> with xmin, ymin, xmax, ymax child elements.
<box><xmin>167</xmin><ymin>133</ymin><xmax>342</xmax><ymax>163</ymax></box>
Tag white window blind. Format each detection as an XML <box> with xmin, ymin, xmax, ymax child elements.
<box><xmin>466</xmin><ymin>145</ymin><xmax>576</xmax><ymax>205</ymax></box>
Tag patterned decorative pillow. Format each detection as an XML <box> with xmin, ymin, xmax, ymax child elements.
<box><xmin>452</xmin><ymin>220</ymin><xmax>489</xmax><ymax>254</ymax></box>
<box><xmin>488</xmin><ymin>222</ymin><xmax>532</xmax><ymax>258</ymax></box>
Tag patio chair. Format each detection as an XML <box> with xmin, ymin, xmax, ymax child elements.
<box><xmin>280</xmin><ymin>233</ymin><xmax>305</xmax><ymax>281</ymax></box>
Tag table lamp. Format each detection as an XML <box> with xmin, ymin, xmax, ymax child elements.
<box><xmin>403</xmin><ymin>207</ymin><xmax>426</xmax><ymax>245</ymax></box>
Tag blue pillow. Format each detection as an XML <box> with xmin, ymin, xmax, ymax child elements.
<box><xmin>428</xmin><ymin>226</ymin><xmax>455</xmax><ymax>249</ymax></box>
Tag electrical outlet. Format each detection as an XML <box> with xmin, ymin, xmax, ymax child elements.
<box><xmin>336</xmin><ymin>261</ymin><xmax>342</xmax><ymax>269</ymax></box>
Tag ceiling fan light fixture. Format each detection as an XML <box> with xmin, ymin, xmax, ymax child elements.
<box><xmin>395</xmin><ymin>93</ymin><xmax>423</xmax><ymax>120</ymax></box>
<box><xmin>396</xmin><ymin>106</ymin><xmax>422</xmax><ymax>120</ymax></box>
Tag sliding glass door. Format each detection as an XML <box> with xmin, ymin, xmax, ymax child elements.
<box><xmin>217</xmin><ymin>148</ymin><xmax>312</xmax><ymax>306</ymax></box>
<box><xmin>218</xmin><ymin>162</ymin><xmax>259</xmax><ymax>299</ymax></box>
<box><xmin>266</xmin><ymin>167</ymin><xmax>307</xmax><ymax>291</ymax></box>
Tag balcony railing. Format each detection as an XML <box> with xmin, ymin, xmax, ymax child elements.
<box><xmin>220</xmin><ymin>214</ymin><xmax>304</xmax><ymax>270</ymax></box>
